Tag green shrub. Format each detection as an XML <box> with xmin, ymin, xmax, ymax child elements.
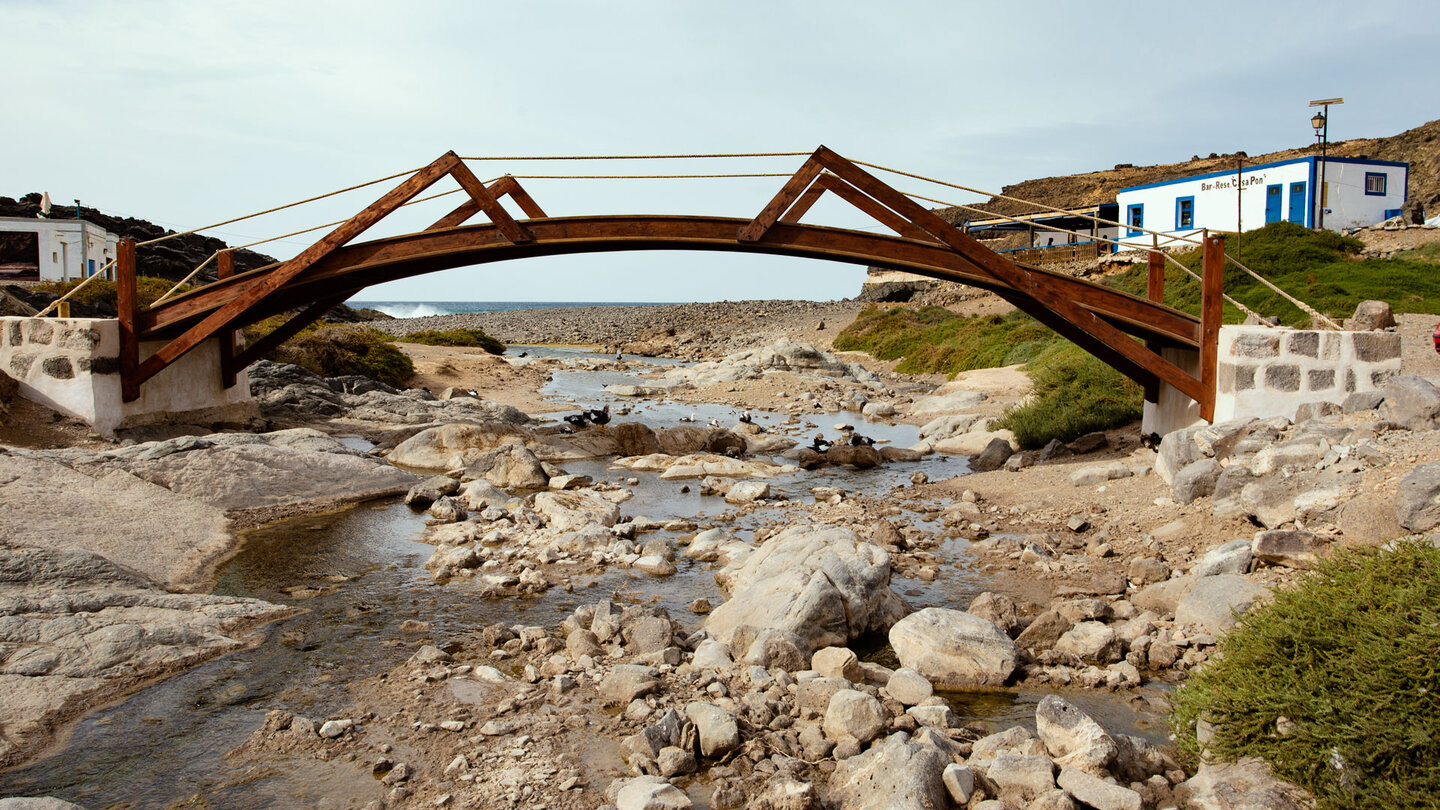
<box><xmin>993</xmin><ymin>342</ymin><xmax>1142</xmax><ymax>448</ymax></box>
<box><xmin>256</xmin><ymin>323</ymin><xmax>414</xmax><ymax>387</ymax></box>
<box><xmin>1104</xmin><ymin>222</ymin><xmax>1440</xmax><ymax>326</ymax></box>
<box><xmin>835</xmin><ymin>306</ymin><xmax>1060</xmax><ymax>377</ymax></box>
<box><xmin>1169</xmin><ymin>539</ymin><xmax>1440</xmax><ymax>809</ymax></box>
<box><xmin>35</xmin><ymin>276</ymin><xmax>185</xmax><ymax>309</ymax></box>
<box><xmin>398</xmin><ymin>328</ymin><xmax>505</xmax><ymax>354</ymax></box>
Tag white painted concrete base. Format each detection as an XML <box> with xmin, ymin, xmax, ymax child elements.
<box><xmin>1141</xmin><ymin>346</ymin><xmax>1202</xmax><ymax>437</ymax></box>
<box><xmin>1</xmin><ymin>317</ymin><xmax>257</xmax><ymax>437</ymax></box>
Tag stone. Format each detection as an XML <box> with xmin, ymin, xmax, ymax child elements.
<box><xmin>1057</xmin><ymin>767</ymin><xmax>1142</xmax><ymax>810</ymax></box>
<box><xmin>1155</xmin><ymin>426</ymin><xmax>1202</xmax><ymax>485</ymax></box>
<box><xmin>1381</xmin><ymin>375</ymin><xmax>1440</xmax><ymax>431</ymax></box>
<box><xmin>1350</xmin><ymin>300</ymin><xmax>1396</xmax><ymax>331</ymax></box>
<box><xmin>1293</xmin><ymin>400</ymin><xmax>1341</xmax><ymax>422</ymax></box>
<box><xmin>1174</xmin><ymin>575</ymin><xmax>1270</xmax><ymax>635</ymax></box>
<box><xmin>1054</xmin><ymin>622</ymin><xmax>1123</xmax><ymax>665</ymax></box>
<box><xmin>705</xmin><ymin>525</ymin><xmax>904</xmax><ymax>656</ymax></box>
<box><xmin>633</xmin><ymin>555</ymin><xmax>678</xmax><ymax>575</ymax></box>
<box><xmin>319</xmin><ymin>718</ymin><xmax>354</xmax><ymax>738</ymax></box>
<box><xmin>1172</xmin><ymin>458</ymin><xmax>1222</xmax><ymax>505</ymax></box>
<box><xmin>684</xmin><ymin>702</ymin><xmax>740</xmax><ymax>757</ymax></box>
<box><xmin>626</xmin><ymin>615</ymin><xmax>675</xmax><ymax>654</ymax></box>
<box><xmin>534</xmin><ymin>489</ymin><xmax>620</xmax><ymax>531</ymax></box>
<box><xmin>1173</xmin><ymin>757</ymin><xmax>1310</xmax><ymax>810</ymax></box>
<box><xmin>984</xmin><ymin>752</ymin><xmax>1057</xmax><ymax>804</ymax></box>
<box><xmin>657</xmin><ymin>746</ymin><xmax>697</xmax><ymax>777</ymax></box>
<box><xmin>811</xmin><ymin>646</ymin><xmax>863</xmax><ymax>682</ymax></box>
<box><xmin>742</xmin><ymin>629</ymin><xmax>810</xmax><ymax>670</ymax></box>
<box><xmin>941</xmin><ymin>763</ymin><xmax>975</xmax><ymax>804</ymax></box>
<box><xmin>968</xmin><ymin>591</ymin><xmax>1021</xmax><ymax>637</ymax></box>
<box><xmin>457</xmin><ymin>479</ymin><xmax>510</xmax><ymax>511</ymax></box>
<box><xmin>1014</xmin><ymin>609</ymin><xmax>1074</xmax><ymax>652</ymax></box>
<box><xmin>906</xmin><ymin>704</ymin><xmax>958</xmax><ymax>729</ymax></box>
<box><xmin>971</xmin><ymin>437</ymin><xmax>1015</xmax><ymax>472</ymax></box>
<box><xmin>1069</xmin><ymin>461</ymin><xmax>1132</xmax><ymax>487</ymax></box>
<box><xmin>1191</xmin><ymin>539</ymin><xmax>1252</xmax><ymax>576</ymax></box>
<box><xmin>1341</xmin><ymin>390</ymin><xmax>1385</xmax><ymax>413</ymax></box>
<box><xmin>888</xmin><ymin>607</ymin><xmax>1018</xmax><ymax>689</ymax></box>
<box><xmin>599</xmin><ymin>665</ymin><xmax>661</xmax><ymax>704</ymax></box>
<box><xmin>724</xmin><ymin>480</ymin><xmax>770</xmax><ymax>504</ymax></box>
<box><xmin>427</xmin><ymin>496</ymin><xmax>466</xmax><ymax>522</ymax></box>
<box><xmin>823</xmin><ymin>689</ymin><xmax>888</xmax><ymax>745</ymax></box>
<box><xmin>1251</xmin><ymin>529</ymin><xmax>1328</xmax><ymax>569</ymax></box>
<box><xmin>387</xmin><ymin>422</ymin><xmax>532</xmax><ymax>471</ymax></box>
<box><xmin>884</xmin><ymin>667</ymin><xmax>933</xmax><ymax>706</ymax></box>
<box><xmin>1067</xmin><ymin>431</ymin><xmax>1109</xmax><ymax>455</ymax></box>
<box><xmin>1239</xmin><ymin>477</ymin><xmax>1300</xmax><ymax>529</ymax></box>
<box><xmin>745</xmin><ymin>777</ymin><xmax>819</xmax><ymax>810</ymax></box>
<box><xmin>862</xmin><ymin>402</ymin><xmax>896</xmax><ymax>418</ymax></box>
<box><xmin>614</xmin><ymin>775</ymin><xmax>693</xmax><ymax>810</ymax></box>
<box><xmin>827</xmin><ymin>732</ymin><xmax>950</xmax><ymax>810</ymax></box>
<box><xmin>1035</xmin><ymin>695</ymin><xmax>1117</xmax><ymax>775</ymax></box>
<box><xmin>1132</xmin><ymin>576</ymin><xmax>1201</xmax><ymax>615</ymax></box>
<box><xmin>971</xmin><ymin>726</ymin><xmax>1044</xmax><ymax>761</ymax></box>
<box><xmin>1397</xmin><ymin>463</ymin><xmax>1440</xmax><ymax>532</ymax></box>
<box><xmin>1127</xmin><ymin>557</ymin><xmax>1169</xmax><ymax>586</ymax></box>
<box><xmin>0</xmin><ymin>800</ymin><xmax>89</xmax><ymax>810</ymax></box>
<box><xmin>405</xmin><ymin>474</ymin><xmax>461</xmax><ymax>508</ymax></box>
<box><xmin>690</xmin><ymin>639</ymin><xmax>732</xmax><ymax>670</ymax></box>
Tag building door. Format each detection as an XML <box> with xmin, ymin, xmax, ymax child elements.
<box><xmin>1265</xmin><ymin>184</ymin><xmax>1283</xmax><ymax>223</ymax></box>
<box><xmin>1288</xmin><ymin>182</ymin><xmax>1307</xmax><ymax>224</ymax></box>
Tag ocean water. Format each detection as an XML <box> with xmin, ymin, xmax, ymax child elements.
<box><xmin>349</xmin><ymin>300</ymin><xmax>674</xmax><ymax>319</ymax></box>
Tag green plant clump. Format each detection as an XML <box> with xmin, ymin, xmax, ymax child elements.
<box><xmin>1169</xmin><ymin>539</ymin><xmax>1440</xmax><ymax>809</ymax></box>
<box><xmin>993</xmin><ymin>342</ymin><xmax>1143</xmax><ymax>448</ymax></box>
<box><xmin>1104</xmin><ymin>221</ymin><xmax>1440</xmax><ymax>326</ymax></box>
<box><xmin>263</xmin><ymin>324</ymin><xmax>415</xmax><ymax>387</ymax></box>
<box><xmin>36</xmin><ymin>276</ymin><xmax>185</xmax><ymax>309</ymax></box>
<box><xmin>834</xmin><ymin>306</ymin><xmax>1059</xmax><ymax>377</ymax></box>
<box><xmin>398</xmin><ymin>328</ymin><xmax>505</xmax><ymax>354</ymax></box>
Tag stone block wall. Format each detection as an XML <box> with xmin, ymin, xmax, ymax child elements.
<box><xmin>0</xmin><ymin>317</ymin><xmax>257</xmax><ymax>436</ymax></box>
<box><xmin>1213</xmin><ymin>324</ymin><xmax>1401</xmax><ymax>423</ymax></box>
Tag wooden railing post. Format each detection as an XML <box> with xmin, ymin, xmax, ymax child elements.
<box><xmin>1146</xmin><ymin>250</ymin><xmax>1165</xmax><ymax>302</ymax></box>
<box><xmin>1199</xmin><ymin>234</ymin><xmax>1225</xmax><ymax>421</ymax></box>
<box><xmin>117</xmin><ymin>239</ymin><xmax>140</xmax><ymax>402</ymax></box>
<box><xmin>216</xmin><ymin>250</ymin><xmax>238</xmax><ymax>389</ymax></box>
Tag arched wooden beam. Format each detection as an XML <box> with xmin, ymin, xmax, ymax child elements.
<box><xmin>140</xmin><ymin>216</ymin><xmax>1199</xmax><ymax>353</ymax></box>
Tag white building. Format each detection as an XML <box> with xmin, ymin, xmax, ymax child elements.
<box><xmin>0</xmin><ymin>218</ymin><xmax>120</xmax><ymax>283</ymax></box>
<box><xmin>1115</xmin><ymin>156</ymin><xmax>1409</xmax><ymax>249</ymax></box>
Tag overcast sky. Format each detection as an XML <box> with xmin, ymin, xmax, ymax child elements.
<box><xmin>5</xmin><ymin>0</ymin><xmax>1436</xmax><ymax>303</ymax></box>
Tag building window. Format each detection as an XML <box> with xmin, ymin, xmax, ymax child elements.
<box><xmin>1365</xmin><ymin>172</ymin><xmax>1387</xmax><ymax>196</ymax></box>
<box><xmin>1126</xmin><ymin>203</ymin><xmax>1144</xmax><ymax>237</ymax></box>
<box><xmin>1175</xmin><ymin>196</ymin><xmax>1195</xmax><ymax>230</ymax></box>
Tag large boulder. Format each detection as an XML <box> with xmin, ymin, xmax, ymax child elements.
<box><xmin>1035</xmin><ymin>695</ymin><xmax>1116</xmax><ymax>776</ymax></box>
<box><xmin>1173</xmin><ymin>757</ymin><xmax>1310</xmax><ymax>810</ymax></box>
<box><xmin>684</xmin><ymin>702</ymin><xmax>740</xmax><ymax>758</ymax></box>
<box><xmin>1350</xmin><ymin>299</ymin><xmax>1396</xmax><ymax>331</ymax></box>
<box><xmin>1174</xmin><ymin>575</ymin><xmax>1270</xmax><ymax>635</ymax></box>
<box><xmin>1396</xmin><ymin>463</ymin><xmax>1440</xmax><ymax>532</ymax></box>
<box><xmin>534</xmin><ymin>490</ymin><xmax>620</xmax><ymax>531</ymax></box>
<box><xmin>1173</xmin><ymin>458</ymin><xmax>1223</xmax><ymax>504</ymax></box>
<box><xmin>464</xmin><ymin>443</ymin><xmax>551</xmax><ymax>489</ymax></box>
<box><xmin>705</xmin><ymin>525</ymin><xmax>904</xmax><ymax>656</ymax></box>
<box><xmin>386</xmin><ymin>422</ymin><xmax>531</xmax><ymax>469</ymax></box>
<box><xmin>1381</xmin><ymin>375</ymin><xmax>1440</xmax><ymax>431</ymax></box>
<box><xmin>888</xmin><ymin>607</ymin><xmax>1018</xmax><ymax>689</ymax></box>
<box><xmin>827</xmin><ymin>732</ymin><xmax>951</xmax><ymax>810</ymax></box>
<box><xmin>1191</xmin><ymin>539</ymin><xmax>1252</xmax><ymax>577</ymax></box>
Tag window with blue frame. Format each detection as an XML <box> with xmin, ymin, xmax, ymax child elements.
<box><xmin>1365</xmin><ymin>172</ymin><xmax>1387</xmax><ymax>196</ymax></box>
<box><xmin>1127</xmin><ymin>203</ymin><xmax>1144</xmax><ymax>236</ymax></box>
<box><xmin>1175</xmin><ymin>196</ymin><xmax>1195</xmax><ymax>230</ymax></box>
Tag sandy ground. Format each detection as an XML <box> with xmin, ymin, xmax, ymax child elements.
<box><xmin>399</xmin><ymin>342</ymin><xmax>567</xmax><ymax>414</ymax></box>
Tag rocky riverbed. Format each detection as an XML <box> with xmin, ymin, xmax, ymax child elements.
<box><xmin>5</xmin><ymin>302</ymin><xmax>1440</xmax><ymax>809</ymax></box>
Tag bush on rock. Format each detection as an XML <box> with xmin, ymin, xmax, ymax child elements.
<box><xmin>1169</xmin><ymin>538</ymin><xmax>1440</xmax><ymax>809</ymax></box>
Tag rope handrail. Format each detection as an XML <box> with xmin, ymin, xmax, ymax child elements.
<box><xmin>34</xmin><ymin>261</ymin><xmax>116</xmax><ymax>317</ymax></box>
<box><xmin>504</xmin><ymin>172</ymin><xmax>792</xmax><ymax>180</ymax></box>
<box><xmin>459</xmin><ymin>151</ymin><xmax>811</xmax><ymax>161</ymax></box>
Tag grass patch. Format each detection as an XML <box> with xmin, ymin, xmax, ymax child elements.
<box><xmin>834</xmin><ymin>306</ymin><xmax>1059</xmax><ymax>376</ymax></box>
<box><xmin>35</xmin><ymin>276</ymin><xmax>186</xmax><ymax>310</ymax></box>
<box><xmin>244</xmin><ymin>319</ymin><xmax>414</xmax><ymax>388</ymax></box>
<box><xmin>1394</xmin><ymin>241</ymin><xmax>1440</xmax><ymax>266</ymax></box>
<box><xmin>993</xmin><ymin>342</ymin><xmax>1143</xmax><ymax>448</ymax></box>
<box><xmin>1169</xmin><ymin>539</ymin><xmax>1440</xmax><ymax>809</ymax></box>
<box><xmin>398</xmin><ymin>328</ymin><xmax>505</xmax><ymax>354</ymax></box>
<box><xmin>1103</xmin><ymin>221</ymin><xmax>1440</xmax><ymax>326</ymax></box>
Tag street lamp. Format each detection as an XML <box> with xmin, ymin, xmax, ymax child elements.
<box><xmin>1308</xmin><ymin>97</ymin><xmax>1343</xmax><ymax>230</ymax></box>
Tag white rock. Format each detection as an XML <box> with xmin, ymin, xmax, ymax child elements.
<box><xmin>888</xmin><ymin>607</ymin><xmax>1018</xmax><ymax>689</ymax></box>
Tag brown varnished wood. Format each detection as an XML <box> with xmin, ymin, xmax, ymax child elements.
<box><xmin>1199</xmin><ymin>235</ymin><xmax>1225</xmax><ymax>421</ymax></box>
<box><xmin>737</xmin><ymin>156</ymin><xmax>824</xmax><ymax>242</ymax></box>
<box><xmin>117</xmin><ymin>239</ymin><xmax>140</xmax><ymax>402</ymax></box>
<box><xmin>447</xmin><ymin>162</ymin><xmax>531</xmax><ymax>243</ymax></box>
<box><xmin>231</xmin><ymin>293</ymin><xmax>348</xmax><ymax>371</ymax></box>
<box><xmin>1147</xmin><ymin>250</ymin><xmax>1165</xmax><ymax>302</ymax></box>
<box><xmin>813</xmin><ymin>175</ymin><xmax>935</xmax><ymax>242</ymax></box>
<box><xmin>780</xmin><ymin>182</ymin><xmax>827</xmax><ymax>223</ymax></box>
<box><xmin>216</xmin><ymin>250</ymin><xmax>239</xmax><ymax>388</ymax></box>
<box><xmin>131</xmin><ymin>151</ymin><xmax>465</xmax><ymax>389</ymax></box>
<box><xmin>141</xmin><ymin>216</ymin><xmax>1200</xmax><ymax>349</ymax></box>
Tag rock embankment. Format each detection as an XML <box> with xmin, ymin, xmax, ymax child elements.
<box><xmin>369</xmin><ymin>300</ymin><xmax>863</xmax><ymax>360</ymax></box>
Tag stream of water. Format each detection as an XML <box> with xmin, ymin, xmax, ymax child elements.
<box><xmin>0</xmin><ymin>348</ymin><xmax>1171</xmax><ymax>807</ymax></box>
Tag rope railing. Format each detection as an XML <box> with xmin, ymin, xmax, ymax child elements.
<box><xmin>34</xmin><ymin>260</ymin><xmax>116</xmax><ymax>317</ymax></box>
<box><xmin>93</xmin><ymin>148</ymin><xmax>1339</xmax><ymax>331</ymax></box>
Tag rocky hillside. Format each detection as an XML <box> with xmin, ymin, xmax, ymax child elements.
<box><xmin>945</xmin><ymin>117</ymin><xmax>1440</xmax><ymax>222</ymax></box>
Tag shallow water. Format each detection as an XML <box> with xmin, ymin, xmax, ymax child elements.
<box><xmin>0</xmin><ymin>359</ymin><xmax>1168</xmax><ymax>806</ymax></box>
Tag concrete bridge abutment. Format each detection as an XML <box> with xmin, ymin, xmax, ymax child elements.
<box><xmin>0</xmin><ymin>317</ymin><xmax>257</xmax><ymax>437</ymax></box>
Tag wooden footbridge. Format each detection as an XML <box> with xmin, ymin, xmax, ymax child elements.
<box><xmin>114</xmin><ymin>147</ymin><xmax>1223</xmax><ymax>419</ymax></box>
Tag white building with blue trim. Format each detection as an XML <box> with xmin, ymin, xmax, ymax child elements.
<box><xmin>1115</xmin><ymin>156</ymin><xmax>1408</xmax><ymax>249</ymax></box>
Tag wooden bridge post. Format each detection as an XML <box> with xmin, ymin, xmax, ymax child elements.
<box><xmin>1146</xmin><ymin>250</ymin><xmax>1165</xmax><ymax>302</ymax></box>
<box><xmin>117</xmin><ymin>239</ymin><xmax>140</xmax><ymax>403</ymax></box>
<box><xmin>216</xmin><ymin>250</ymin><xmax>239</xmax><ymax>389</ymax></box>
<box><xmin>1198</xmin><ymin>234</ymin><xmax>1225</xmax><ymax>421</ymax></box>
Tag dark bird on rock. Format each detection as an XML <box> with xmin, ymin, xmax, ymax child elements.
<box><xmin>848</xmin><ymin>433</ymin><xmax>875</xmax><ymax>447</ymax></box>
<box><xmin>563</xmin><ymin>412</ymin><xmax>590</xmax><ymax>429</ymax></box>
<box><xmin>810</xmin><ymin>434</ymin><xmax>832</xmax><ymax>453</ymax></box>
<box><xmin>587</xmin><ymin>404</ymin><xmax>611</xmax><ymax>426</ymax></box>
<box><xmin>738</xmin><ymin>411</ymin><xmax>753</xmax><ymax>424</ymax></box>
<box><xmin>680</xmin><ymin>413</ymin><xmax>698</xmax><ymax>423</ymax></box>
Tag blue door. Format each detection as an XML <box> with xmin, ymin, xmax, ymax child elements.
<box><xmin>1288</xmin><ymin>182</ymin><xmax>1307</xmax><ymax>224</ymax></box>
<box><xmin>1265</xmin><ymin>184</ymin><xmax>1282</xmax><ymax>223</ymax></box>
